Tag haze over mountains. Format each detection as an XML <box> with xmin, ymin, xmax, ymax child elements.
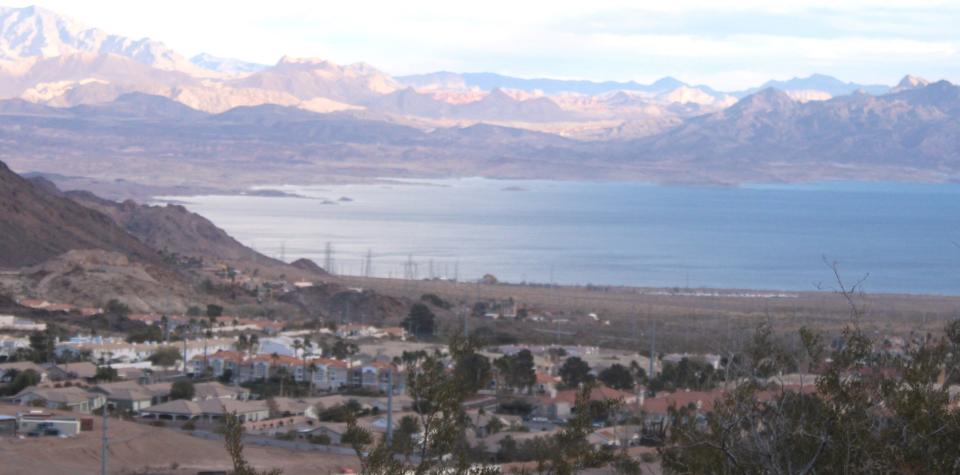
<box><xmin>0</xmin><ymin>4</ymin><xmax>956</xmax><ymax>193</ymax></box>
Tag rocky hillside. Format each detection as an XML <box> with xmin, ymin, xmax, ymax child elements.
<box><xmin>66</xmin><ymin>189</ymin><xmax>324</xmax><ymax>279</ymax></box>
<box><xmin>0</xmin><ymin>159</ymin><xmax>163</xmax><ymax>268</ymax></box>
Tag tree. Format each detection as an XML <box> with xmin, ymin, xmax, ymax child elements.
<box><xmin>105</xmin><ymin>299</ymin><xmax>130</xmax><ymax>317</ymax></box>
<box><xmin>494</xmin><ymin>349</ymin><xmax>536</xmax><ymax>392</ymax></box>
<box><xmin>171</xmin><ymin>380</ymin><xmax>195</xmax><ymax>400</ymax></box>
<box><xmin>222</xmin><ymin>412</ymin><xmax>282</xmax><ymax>475</ymax></box>
<box><xmin>28</xmin><ymin>330</ymin><xmax>56</xmax><ymax>364</ymax></box>
<box><xmin>650</xmin><ymin>357</ymin><xmax>717</xmax><ymax>392</ymax></box>
<box><xmin>235</xmin><ymin>334</ymin><xmax>250</xmax><ymax>354</ymax></box>
<box><xmin>598</xmin><ymin>363</ymin><xmax>635</xmax><ymax>390</ymax></box>
<box><xmin>94</xmin><ymin>366</ymin><xmax>118</xmax><ymax>382</ymax></box>
<box><xmin>392</xmin><ymin>415</ymin><xmax>421</xmax><ymax>457</ymax></box>
<box><xmin>148</xmin><ymin>347</ymin><xmax>182</xmax><ymax>370</ymax></box>
<box><xmin>4</xmin><ymin>369</ymin><xmax>41</xmax><ymax>395</ymax></box>
<box><xmin>559</xmin><ymin>356</ymin><xmax>594</xmax><ymax>388</ymax></box>
<box><xmin>346</xmin><ymin>336</ymin><xmax>499</xmax><ymax>475</ymax></box>
<box><xmin>206</xmin><ymin>304</ymin><xmax>224</xmax><ymax>318</ymax></box>
<box><xmin>402</xmin><ymin>303</ymin><xmax>436</xmax><ymax>338</ymax></box>
<box><xmin>661</xmin><ymin>317</ymin><xmax>960</xmax><ymax>474</ymax></box>
<box><xmin>453</xmin><ymin>352</ymin><xmax>492</xmax><ymax>394</ymax></box>
<box><xmin>330</xmin><ymin>338</ymin><xmax>359</xmax><ymax>360</ymax></box>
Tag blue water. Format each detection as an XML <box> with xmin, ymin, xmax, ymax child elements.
<box><xmin>160</xmin><ymin>179</ymin><xmax>960</xmax><ymax>295</ymax></box>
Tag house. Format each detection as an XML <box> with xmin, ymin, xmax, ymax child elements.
<box><xmin>271</xmin><ymin>397</ymin><xmax>313</xmax><ymax>417</ymax></box>
<box><xmin>193</xmin><ymin>382</ymin><xmax>249</xmax><ymax>401</ymax></box>
<box><xmin>44</xmin><ymin>362</ymin><xmax>98</xmax><ymax>382</ymax></box>
<box><xmin>93</xmin><ymin>381</ymin><xmax>171</xmax><ymax>411</ymax></box>
<box><xmin>534</xmin><ymin>385</ymin><xmax>637</xmax><ymax>421</ymax></box>
<box><xmin>352</xmin><ymin>361</ymin><xmax>403</xmax><ymax>393</ymax></box>
<box><xmin>57</xmin><ymin>336</ymin><xmax>235</xmax><ymax>365</ymax></box>
<box><xmin>9</xmin><ymin>386</ymin><xmax>105</xmax><ymax>413</ymax></box>
<box><xmin>0</xmin><ymin>414</ymin><xmax>16</xmax><ymax>435</ymax></box>
<box><xmin>0</xmin><ymin>336</ymin><xmax>30</xmax><ymax>360</ymax></box>
<box><xmin>297</xmin><ymin>422</ymin><xmax>349</xmax><ymax>445</ymax></box>
<box><xmin>16</xmin><ymin>299</ymin><xmax>51</xmax><ymax>309</ymax></box>
<box><xmin>308</xmin><ymin>358</ymin><xmax>350</xmax><ymax>391</ymax></box>
<box><xmin>192</xmin><ymin>350</ymin><xmax>245</xmax><ymax>379</ymax></box>
<box><xmin>534</xmin><ymin>372</ymin><xmax>559</xmax><ymax>397</ymax></box>
<box><xmin>0</xmin><ymin>315</ymin><xmax>46</xmax><ymax>331</ymax></box>
<box><xmin>138</xmin><ymin>398</ymin><xmax>270</xmax><ymax>424</ymax></box>
<box><xmin>17</xmin><ymin>412</ymin><xmax>81</xmax><ymax>437</ymax></box>
<box><xmin>586</xmin><ymin>425</ymin><xmax>641</xmax><ymax>449</ymax></box>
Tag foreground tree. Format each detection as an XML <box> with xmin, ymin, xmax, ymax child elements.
<box><xmin>223</xmin><ymin>412</ymin><xmax>282</xmax><ymax>475</ymax></box>
<box><xmin>661</xmin><ymin>317</ymin><xmax>960</xmax><ymax>474</ymax></box>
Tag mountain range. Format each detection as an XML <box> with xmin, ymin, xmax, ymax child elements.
<box><xmin>0</xmin><ymin>4</ymin><xmax>955</xmax><ymax>191</ymax></box>
<box><xmin>0</xmin><ymin>6</ymin><xmax>916</xmax><ymax>120</ymax></box>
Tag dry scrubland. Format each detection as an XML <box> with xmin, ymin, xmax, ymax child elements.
<box><xmin>336</xmin><ymin>275</ymin><xmax>960</xmax><ymax>353</ymax></box>
<box><xmin>0</xmin><ymin>405</ymin><xmax>357</xmax><ymax>475</ymax></box>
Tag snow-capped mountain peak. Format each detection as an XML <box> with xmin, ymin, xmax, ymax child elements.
<box><xmin>0</xmin><ymin>5</ymin><xmax>205</xmax><ymax>75</ymax></box>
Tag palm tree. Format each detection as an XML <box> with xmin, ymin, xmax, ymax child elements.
<box><xmin>270</xmin><ymin>352</ymin><xmax>283</xmax><ymax>396</ymax></box>
<box><xmin>307</xmin><ymin>362</ymin><xmax>318</xmax><ymax>396</ymax></box>
<box><xmin>235</xmin><ymin>334</ymin><xmax>249</xmax><ymax>354</ymax></box>
<box><xmin>249</xmin><ymin>334</ymin><xmax>260</xmax><ymax>356</ymax></box>
<box><xmin>160</xmin><ymin>315</ymin><xmax>170</xmax><ymax>343</ymax></box>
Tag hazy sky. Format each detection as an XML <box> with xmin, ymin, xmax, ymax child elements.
<box><xmin>11</xmin><ymin>0</ymin><xmax>960</xmax><ymax>89</ymax></box>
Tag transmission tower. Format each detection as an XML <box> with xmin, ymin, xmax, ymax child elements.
<box><xmin>404</xmin><ymin>254</ymin><xmax>417</xmax><ymax>280</ymax></box>
<box><xmin>363</xmin><ymin>249</ymin><xmax>373</xmax><ymax>278</ymax></box>
<box><xmin>324</xmin><ymin>242</ymin><xmax>335</xmax><ymax>275</ymax></box>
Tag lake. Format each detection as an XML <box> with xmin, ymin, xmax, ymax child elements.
<box><xmin>158</xmin><ymin>179</ymin><xmax>960</xmax><ymax>295</ymax></box>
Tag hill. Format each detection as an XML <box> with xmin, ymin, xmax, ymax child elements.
<box><xmin>0</xmin><ymin>159</ymin><xmax>162</xmax><ymax>268</ymax></box>
<box><xmin>66</xmin><ymin>190</ymin><xmax>322</xmax><ymax>278</ymax></box>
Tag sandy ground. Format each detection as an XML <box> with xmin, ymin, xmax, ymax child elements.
<box><xmin>0</xmin><ymin>405</ymin><xmax>359</xmax><ymax>475</ymax></box>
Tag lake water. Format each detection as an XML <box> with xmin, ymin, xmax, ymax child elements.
<box><xmin>159</xmin><ymin>179</ymin><xmax>960</xmax><ymax>295</ymax></box>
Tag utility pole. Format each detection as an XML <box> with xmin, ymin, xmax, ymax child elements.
<box><xmin>386</xmin><ymin>369</ymin><xmax>394</xmax><ymax>447</ymax></box>
<box><xmin>182</xmin><ymin>337</ymin><xmax>188</xmax><ymax>376</ymax></box>
<box><xmin>649</xmin><ymin>323</ymin><xmax>657</xmax><ymax>380</ymax></box>
<box><xmin>100</xmin><ymin>403</ymin><xmax>109</xmax><ymax>475</ymax></box>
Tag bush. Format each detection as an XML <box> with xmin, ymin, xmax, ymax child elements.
<box><xmin>275</xmin><ymin>430</ymin><xmax>296</xmax><ymax>441</ymax></box>
<box><xmin>182</xmin><ymin>420</ymin><xmax>196</xmax><ymax>431</ymax></box>
<box><xmin>149</xmin><ymin>420</ymin><xmax>167</xmax><ymax>427</ymax></box>
<box><xmin>308</xmin><ymin>433</ymin><xmax>331</xmax><ymax>445</ymax></box>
